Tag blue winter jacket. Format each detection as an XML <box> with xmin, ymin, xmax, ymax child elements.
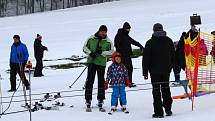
<box><xmin>10</xmin><ymin>41</ymin><xmax>29</xmax><ymax>63</ymax></box>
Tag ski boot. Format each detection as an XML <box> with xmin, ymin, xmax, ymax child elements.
<box><xmin>152</xmin><ymin>114</ymin><xmax>164</xmax><ymax>118</ymax></box>
<box><xmin>108</xmin><ymin>106</ymin><xmax>117</xmax><ymax>115</ymax></box>
<box><xmin>97</xmin><ymin>100</ymin><xmax>106</xmax><ymax>112</ymax></box>
<box><xmin>166</xmin><ymin>110</ymin><xmax>173</xmax><ymax>116</ymax></box>
<box><xmin>85</xmin><ymin>100</ymin><xmax>92</xmax><ymax>112</ymax></box>
<box><xmin>121</xmin><ymin>106</ymin><xmax>129</xmax><ymax>114</ymax></box>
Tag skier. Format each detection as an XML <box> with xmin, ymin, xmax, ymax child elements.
<box><xmin>105</xmin><ymin>52</ymin><xmax>131</xmax><ymax>114</ymax></box>
<box><xmin>142</xmin><ymin>23</ymin><xmax>174</xmax><ymax>118</ymax></box>
<box><xmin>83</xmin><ymin>25</ymin><xmax>114</xmax><ymax>112</ymax></box>
<box><xmin>114</xmin><ymin>22</ymin><xmax>144</xmax><ymax>87</ymax></box>
<box><xmin>9</xmin><ymin>35</ymin><xmax>30</xmax><ymax>92</ymax></box>
<box><xmin>33</xmin><ymin>34</ymin><xmax>48</xmax><ymax>77</ymax></box>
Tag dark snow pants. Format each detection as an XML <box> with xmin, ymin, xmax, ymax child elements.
<box><xmin>10</xmin><ymin>63</ymin><xmax>30</xmax><ymax>90</ymax></box>
<box><xmin>85</xmin><ymin>63</ymin><xmax>105</xmax><ymax>101</ymax></box>
<box><xmin>121</xmin><ymin>56</ymin><xmax>133</xmax><ymax>83</ymax></box>
<box><xmin>151</xmin><ymin>73</ymin><xmax>173</xmax><ymax>116</ymax></box>
<box><xmin>34</xmin><ymin>59</ymin><xmax>44</xmax><ymax>76</ymax></box>
<box><xmin>173</xmin><ymin>64</ymin><xmax>181</xmax><ymax>81</ymax></box>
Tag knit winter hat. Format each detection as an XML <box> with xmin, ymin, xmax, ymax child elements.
<box><xmin>37</xmin><ymin>34</ymin><xmax>41</xmax><ymax>37</ymax></box>
<box><xmin>153</xmin><ymin>23</ymin><xmax>163</xmax><ymax>31</ymax></box>
<box><xmin>13</xmin><ymin>35</ymin><xmax>20</xmax><ymax>40</ymax></box>
<box><xmin>211</xmin><ymin>31</ymin><xmax>215</xmax><ymax>35</ymax></box>
<box><xmin>99</xmin><ymin>25</ymin><xmax>108</xmax><ymax>32</ymax></box>
<box><xmin>36</xmin><ymin>34</ymin><xmax>42</xmax><ymax>41</ymax></box>
<box><xmin>123</xmin><ymin>22</ymin><xmax>131</xmax><ymax>29</ymax></box>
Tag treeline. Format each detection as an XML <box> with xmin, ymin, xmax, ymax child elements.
<box><xmin>0</xmin><ymin>0</ymin><xmax>117</xmax><ymax>17</ymax></box>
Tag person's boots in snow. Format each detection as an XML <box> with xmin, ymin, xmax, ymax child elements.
<box><xmin>85</xmin><ymin>100</ymin><xmax>92</xmax><ymax>112</ymax></box>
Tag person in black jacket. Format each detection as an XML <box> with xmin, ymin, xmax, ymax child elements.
<box><xmin>174</xmin><ymin>25</ymin><xmax>198</xmax><ymax>82</ymax></box>
<box><xmin>143</xmin><ymin>23</ymin><xmax>174</xmax><ymax>118</ymax></box>
<box><xmin>34</xmin><ymin>34</ymin><xmax>48</xmax><ymax>77</ymax></box>
<box><xmin>114</xmin><ymin>22</ymin><xmax>144</xmax><ymax>87</ymax></box>
<box><xmin>173</xmin><ymin>33</ymin><xmax>185</xmax><ymax>81</ymax></box>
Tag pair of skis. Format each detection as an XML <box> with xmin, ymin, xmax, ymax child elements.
<box><xmin>86</xmin><ymin>106</ymin><xmax>129</xmax><ymax>115</ymax></box>
<box><xmin>108</xmin><ymin>108</ymin><xmax>129</xmax><ymax>115</ymax></box>
<box><xmin>40</xmin><ymin>93</ymin><xmax>61</xmax><ymax>102</ymax></box>
<box><xmin>22</xmin><ymin>101</ymin><xmax>65</xmax><ymax>112</ymax></box>
<box><xmin>86</xmin><ymin>106</ymin><xmax>106</xmax><ymax>112</ymax></box>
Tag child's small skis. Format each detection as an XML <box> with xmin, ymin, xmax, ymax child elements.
<box><xmin>108</xmin><ymin>108</ymin><xmax>129</xmax><ymax>115</ymax></box>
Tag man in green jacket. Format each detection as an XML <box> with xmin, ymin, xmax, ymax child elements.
<box><xmin>83</xmin><ymin>25</ymin><xmax>114</xmax><ymax>111</ymax></box>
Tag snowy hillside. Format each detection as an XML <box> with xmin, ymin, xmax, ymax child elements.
<box><xmin>0</xmin><ymin>0</ymin><xmax>215</xmax><ymax>121</ymax></box>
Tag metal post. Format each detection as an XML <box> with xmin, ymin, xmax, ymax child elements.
<box><xmin>27</xmin><ymin>61</ymin><xmax>32</xmax><ymax>121</ymax></box>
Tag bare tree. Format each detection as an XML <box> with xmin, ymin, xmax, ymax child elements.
<box><xmin>67</xmin><ymin>0</ymin><xmax>71</xmax><ymax>8</ymax></box>
<box><xmin>25</xmin><ymin>0</ymin><xmax>27</xmax><ymax>13</ymax></box>
<box><xmin>16</xmin><ymin>0</ymin><xmax>19</xmax><ymax>15</ymax></box>
<box><xmin>0</xmin><ymin>0</ymin><xmax>117</xmax><ymax>17</ymax></box>
<box><xmin>0</xmin><ymin>0</ymin><xmax>3</xmax><ymax>16</ymax></box>
<box><xmin>32</xmin><ymin>0</ymin><xmax>34</xmax><ymax>13</ymax></box>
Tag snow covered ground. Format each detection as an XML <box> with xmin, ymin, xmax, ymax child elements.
<box><xmin>0</xmin><ymin>0</ymin><xmax>215</xmax><ymax>121</ymax></box>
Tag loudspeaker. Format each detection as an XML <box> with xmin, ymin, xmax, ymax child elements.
<box><xmin>190</xmin><ymin>14</ymin><xmax>201</xmax><ymax>25</ymax></box>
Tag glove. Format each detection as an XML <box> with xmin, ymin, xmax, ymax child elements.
<box><xmin>89</xmin><ymin>52</ymin><xmax>97</xmax><ymax>58</ymax></box>
<box><xmin>104</xmin><ymin>81</ymin><xmax>109</xmax><ymax>90</ymax></box>
<box><xmin>44</xmin><ymin>47</ymin><xmax>48</xmax><ymax>51</ymax></box>
<box><xmin>125</xmin><ymin>80</ymin><xmax>131</xmax><ymax>88</ymax></box>
<box><xmin>144</xmin><ymin>75</ymin><xmax>148</xmax><ymax>80</ymax></box>
<box><xmin>143</xmin><ymin>72</ymin><xmax>148</xmax><ymax>80</ymax></box>
<box><xmin>140</xmin><ymin>46</ymin><xmax>144</xmax><ymax>51</ymax></box>
<box><xmin>96</xmin><ymin>47</ymin><xmax>102</xmax><ymax>55</ymax></box>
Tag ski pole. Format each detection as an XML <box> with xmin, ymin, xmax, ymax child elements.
<box><xmin>18</xmin><ymin>62</ymin><xmax>28</xmax><ymax>107</ymax></box>
<box><xmin>26</xmin><ymin>61</ymin><xmax>32</xmax><ymax>121</ymax></box>
<box><xmin>69</xmin><ymin>66</ymin><xmax>87</xmax><ymax>88</ymax></box>
<box><xmin>17</xmin><ymin>53</ymin><xmax>28</xmax><ymax>106</ymax></box>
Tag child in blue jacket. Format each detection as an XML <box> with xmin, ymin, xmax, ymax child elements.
<box><xmin>105</xmin><ymin>52</ymin><xmax>131</xmax><ymax>112</ymax></box>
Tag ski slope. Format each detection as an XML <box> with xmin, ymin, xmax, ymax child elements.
<box><xmin>0</xmin><ymin>0</ymin><xmax>215</xmax><ymax>121</ymax></box>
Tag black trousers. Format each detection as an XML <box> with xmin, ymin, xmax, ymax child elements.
<box><xmin>173</xmin><ymin>64</ymin><xmax>181</xmax><ymax>81</ymax></box>
<box><xmin>10</xmin><ymin>63</ymin><xmax>30</xmax><ymax>90</ymax></box>
<box><xmin>34</xmin><ymin>59</ymin><xmax>43</xmax><ymax>76</ymax></box>
<box><xmin>122</xmin><ymin>56</ymin><xmax>133</xmax><ymax>83</ymax></box>
<box><xmin>151</xmin><ymin>73</ymin><xmax>173</xmax><ymax>116</ymax></box>
<box><xmin>85</xmin><ymin>64</ymin><xmax>105</xmax><ymax>101</ymax></box>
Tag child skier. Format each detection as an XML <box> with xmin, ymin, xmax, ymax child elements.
<box><xmin>105</xmin><ymin>52</ymin><xmax>131</xmax><ymax>114</ymax></box>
